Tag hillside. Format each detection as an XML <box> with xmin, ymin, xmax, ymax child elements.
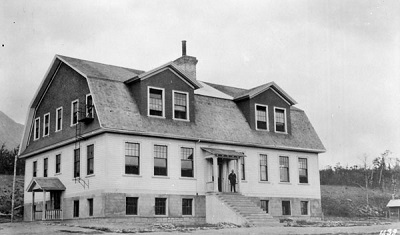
<box><xmin>0</xmin><ymin>111</ymin><xmax>24</xmax><ymax>150</ymax></box>
<box><xmin>321</xmin><ymin>185</ymin><xmax>392</xmax><ymax>217</ymax></box>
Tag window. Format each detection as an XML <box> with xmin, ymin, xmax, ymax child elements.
<box><xmin>126</xmin><ymin>197</ymin><xmax>138</xmax><ymax>215</ymax></box>
<box><xmin>181</xmin><ymin>147</ymin><xmax>193</xmax><ymax>177</ymax></box>
<box><xmin>88</xmin><ymin>199</ymin><xmax>93</xmax><ymax>216</ymax></box>
<box><xmin>125</xmin><ymin>142</ymin><xmax>140</xmax><ymax>175</ymax></box>
<box><xmin>33</xmin><ymin>161</ymin><xmax>37</xmax><ymax>177</ymax></box>
<box><xmin>280</xmin><ymin>156</ymin><xmax>289</xmax><ymax>182</ymax></box>
<box><xmin>282</xmin><ymin>201</ymin><xmax>291</xmax><ymax>215</ymax></box>
<box><xmin>43</xmin><ymin>158</ymin><xmax>48</xmax><ymax>177</ymax></box>
<box><xmin>260</xmin><ymin>200</ymin><xmax>269</xmax><ymax>213</ymax></box>
<box><xmin>86</xmin><ymin>94</ymin><xmax>93</xmax><ymax>118</ymax></box>
<box><xmin>155</xmin><ymin>198</ymin><xmax>167</xmax><ymax>215</ymax></box>
<box><xmin>274</xmin><ymin>107</ymin><xmax>286</xmax><ymax>133</ymax></box>
<box><xmin>87</xmin><ymin>145</ymin><xmax>94</xmax><ymax>175</ymax></box>
<box><xmin>74</xmin><ymin>149</ymin><xmax>80</xmax><ymax>178</ymax></box>
<box><xmin>34</xmin><ymin>117</ymin><xmax>40</xmax><ymax>140</ymax></box>
<box><xmin>154</xmin><ymin>145</ymin><xmax>167</xmax><ymax>176</ymax></box>
<box><xmin>301</xmin><ymin>201</ymin><xmax>309</xmax><ymax>215</ymax></box>
<box><xmin>43</xmin><ymin>113</ymin><xmax>50</xmax><ymax>137</ymax></box>
<box><xmin>255</xmin><ymin>104</ymin><xmax>268</xmax><ymax>130</ymax></box>
<box><xmin>241</xmin><ymin>157</ymin><xmax>245</xmax><ymax>180</ymax></box>
<box><xmin>73</xmin><ymin>200</ymin><xmax>79</xmax><ymax>217</ymax></box>
<box><xmin>173</xmin><ymin>91</ymin><xmax>189</xmax><ymax>120</ymax></box>
<box><xmin>148</xmin><ymin>87</ymin><xmax>164</xmax><ymax>117</ymax></box>
<box><xmin>260</xmin><ymin>154</ymin><xmax>268</xmax><ymax>181</ymax></box>
<box><xmin>71</xmin><ymin>100</ymin><xmax>79</xmax><ymax>125</ymax></box>
<box><xmin>299</xmin><ymin>158</ymin><xmax>308</xmax><ymax>183</ymax></box>
<box><xmin>182</xmin><ymin>198</ymin><xmax>193</xmax><ymax>215</ymax></box>
<box><xmin>55</xmin><ymin>154</ymin><xmax>61</xmax><ymax>174</ymax></box>
<box><xmin>56</xmin><ymin>107</ymin><xmax>63</xmax><ymax>131</ymax></box>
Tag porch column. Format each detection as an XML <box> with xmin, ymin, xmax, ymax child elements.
<box><xmin>42</xmin><ymin>190</ymin><xmax>46</xmax><ymax>221</ymax></box>
<box><xmin>212</xmin><ymin>156</ymin><xmax>218</xmax><ymax>193</ymax></box>
<box><xmin>31</xmin><ymin>191</ymin><xmax>35</xmax><ymax>221</ymax></box>
<box><xmin>237</xmin><ymin>157</ymin><xmax>242</xmax><ymax>193</ymax></box>
<box><xmin>60</xmin><ymin>191</ymin><xmax>63</xmax><ymax>220</ymax></box>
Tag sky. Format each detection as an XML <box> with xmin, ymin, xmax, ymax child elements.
<box><xmin>1</xmin><ymin>0</ymin><xmax>399</xmax><ymax>168</ymax></box>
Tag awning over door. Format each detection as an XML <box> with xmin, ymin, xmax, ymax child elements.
<box><xmin>387</xmin><ymin>199</ymin><xmax>400</xmax><ymax>208</ymax></box>
<box><xmin>27</xmin><ymin>177</ymin><xmax>66</xmax><ymax>192</ymax></box>
<box><xmin>202</xmin><ymin>147</ymin><xmax>246</xmax><ymax>159</ymax></box>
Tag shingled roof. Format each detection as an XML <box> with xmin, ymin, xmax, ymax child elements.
<box><xmin>20</xmin><ymin>55</ymin><xmax>325</xmax><ymax>156</ymax></box>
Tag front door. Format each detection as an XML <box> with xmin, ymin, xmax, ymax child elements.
<box><xmin>218</xmin><ymin>162</ymin><xmax>223</xmax><ymax>192</ymax></box>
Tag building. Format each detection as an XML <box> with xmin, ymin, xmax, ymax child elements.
<box><xmin>19</xmin><ymin>42</ymin><xmax>325</xmax><ymax>225</ymax></box>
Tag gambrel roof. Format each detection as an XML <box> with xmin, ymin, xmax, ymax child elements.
<box><xmin>19</xmin><ymin>55</ymin><xmax>325</xmax><ymax>157</ymax></box>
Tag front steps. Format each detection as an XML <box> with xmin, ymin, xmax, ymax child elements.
<box><xmin>216</xmin><ymin>193</ymin><xmax>281</xmax><ymax>227</ymax></box>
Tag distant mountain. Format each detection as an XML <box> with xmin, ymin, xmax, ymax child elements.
<box><xmin>0</xmin><ymin>111</ymin><xmax>24</xmax><ymax>150</ymax></box>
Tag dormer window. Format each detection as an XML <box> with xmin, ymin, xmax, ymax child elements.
<box><xmin>43</xmin><ymin>113</ymin><xmax>50</xmax><ymax>137</ymax></box>
<box><xmin>34</xmin><ymin>117</ymin><xmax>40</xmax><ymax>140</ymax></box>
<box><xmin>255</xmin><ymin>104</ymin><xmax>268</xmax><ymax>130</ymax></box>
<box><xmin>71</xmin><ymin>99</ymin><xmax>79</xmax><ymax>126</ymax></box>
<box><xmin>148</xmin><ymin>87</ymin><xmax>164</xmax><ymax>117</ymax></box>
<box><xmin>173</xmin><ymin>91</ymin><xmax>189</xmax><ymax>121</ymax></box>
<box><xmin>274</xmin><ymin>107</ymin><xmax>287</xmax><ymax>133</ymax></box>
<box><xmin>86</xmin><ymin>94</ymin><xmax>93</xmax><ymax>118</ymax></box>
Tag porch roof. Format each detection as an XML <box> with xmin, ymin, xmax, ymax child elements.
<box><xmin>387</xmin><ymin>199</ymin><xmax>400</xmax><ymax>208</ymax></box>
<box><xmin>27</xmin><ymin>177</ymin><xmax>66</xmax><ymax>192</ymax></box>
<box><xmin>202</xmin><ymin>147</ymin><xmax>246</xmax><ymax>159</ymax></box>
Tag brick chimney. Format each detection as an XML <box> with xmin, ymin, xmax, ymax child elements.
<box><xmin>173</xmin><ymin>40</ymin><xmax>198</xmax><ymax>80</ymax></box>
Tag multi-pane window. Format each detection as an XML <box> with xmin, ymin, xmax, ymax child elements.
<box><xmin>260</xmin><ymin>154</ymin><xmax>268</xmax><ymax>181</ymax></box>
<box><xmin>301</xmin><ymin>201</ymin><xmax>309</xmax><ymax>215</ymax></box>
<box><xmin>87</xmin><ymin>145</ymin><xmax>94</xmax><ymax>175</ymax></box>
<box><xmin>55</xmin><ymin>154</ymin><xmax>61</xmax><ymax>174</ymax></box>
<box><xmin>86</xmin><ymin>95</ymin><xmax>93</xmax><ymax>118</ymax></box>
<box><xmin>34</xmin><ymin>117</ymin><xmax>40</xmax><ymax>140</ymax></box>
<box><xmin>174</xmin><ymin>91</ymin><xmax>188</xmax><ymax>120</ymax></box>
<box><xmin>260</xmin><ymin>200</ymin><xmax>269</xmax><ymax>213</ymax></box>
<box><xmin>181</xmin><ymin>147</ymin><xmax>193</xmax><ymax>177</ymax></box>
<box><xmin>155</xmin><ymin>198</ymin><xmax>167</xmax><ymax>215</ymax></box>
<box><xmin>43</xmin><ymin>113</ymin><xmax>50</xmax><ymax>137</ymax></box>
<box><xmin>149</xmin><ymin>88</ymin><xmax>164</xmax><ymax>117</ymax></box>
<box><xmin>33</xmin><ymin>161</ymin><xmax>37</xmax><ymax>177</ymax></box>
<box><xmin>74</xmin><ymin>149</ymin><xmax>80</xmax><ymax>178</ymax></box>
<box><xmin>241</xmin><ymin>157</ymin><xmax>245</xmax><ymax>180</ymax></box>
<box><xmin>256</xmin><ymin>105</ymin><xmax>268</xmax><ymax>130</ymax></box>
<box><xmin>73</xmin><ymin>200</ymin><xmax>79</xmax><ymax>217</ymax></box>
<box><xmin>154</xmin><ymin>145</ymin><xmax>167</xmax><ymax>176</ymax></box>
<box><xmin>56</xmin><ymin>107</ymin><xmax>63</xmax><ymax>131</ymax></box>
<box><xmin>182</xmin><ymin>198</ymin><xmax>193</xmax><ymax>215</ymax></box>
<box><xmin>88</xmin><ymin>199</ymin><xmax>93</xmax><ymax>216</ymax></box>
<box><xmin>71</xmin><ymin>100</ymin><xmax>79</xmax><ymax>125</ymax></box>
<box><xmin>280</xmin><ymin>156</ymin><xmax>289</xmax><ymax>182</ymax></box>
<box><xmin>299</xmin><ymin>158</ymin><xmax>308</xmax><ymax>183</ymax></box>
<box><xmin>126</xmin><ymin>197</ymin><xmax>138</xmax><ymax>215</ymax></box>
<box><xmin>125</xmin><ymin>142</ymin><xmax>140</xmax><ymax>175</ymax></box>
<box><xmin>43</xmin><ymin>158</ymin><xmax>48</xmax><ymax>177</ymax></box>
<box><xmin>275</xmin><ymin>108</ymin><xmax>286</xmax><ymax>133</ymax></box>
<box><xmin>282</xmin><ymin>201</ymin><xmax>291</xmax><ymax>215</ymax></box>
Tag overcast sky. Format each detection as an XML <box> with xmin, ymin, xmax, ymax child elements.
<box><xmin>1</xmin><ymin>0</ymin><xmax>399</xmax><ymax>168</ymax></box>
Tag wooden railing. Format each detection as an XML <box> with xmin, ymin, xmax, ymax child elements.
<box><xmin>45</xmin><ymin>209</ymin><xmax>62</xmax><ymax>220</ymax></box>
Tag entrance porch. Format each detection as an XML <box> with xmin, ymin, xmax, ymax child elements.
<box><xmin>27</xmin><ymin>177</ymin><xmax>66</xmax><ymax>221</ymax></box>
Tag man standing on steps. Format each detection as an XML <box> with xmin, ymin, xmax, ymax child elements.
<box><xmin>228</xmin><ymin>169</ymin><xmax>237</xmax><ymax>193</ymax></box>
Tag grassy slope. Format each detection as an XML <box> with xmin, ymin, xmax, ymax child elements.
<box><xmin>321</xmin><ymin>185</ymin><xmax>392</xmax><ymax>217</ymax></box>
<box><xmin>0</xmin><ymin>174</ymin><xmax>24</xmax><ymax>215</ymax></box>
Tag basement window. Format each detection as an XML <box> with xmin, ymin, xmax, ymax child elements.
<box><xmin>148</xmin><ymin>87</ymin><xmax>164</xmax><ymax>117</ymax></box>
<box><xmin>126</xmin><ymin>197</ymin><xmax>138</xmax><ymax>215</ymax></box>
<box><xmin>155</xmin><ymin>198</ymin><xmax>167</xmax><ymax>215</ymax></box>
<box><xmin>255</xmin><ymin>104</ymin><xmax>268</xmax><ymax>130</ymax></box>
<box><xmin>301</xmin><ymin>201</ymin><xmax>309</xmax><ymax>215</ymax></box>
<box><xmin>182</xmin><ymin>198</ymin><xmax>193</xmax><ymax>216</ymax></box>
<box><xmin>88</xmin><ymin>198</ymin><xmax>93</xmax><ymax>216</ymax></box>
<box><xmin>73</xmin><ymin>200</ymin><xmax>79</xmax><ymax>217</ymax></box>
<box><xmin>260</xmin><ymin>200</ymin><xmax>269</xmax><ymax>213</ymax></box>
<box><xmin>282</xmin><ymin>201</ymin><xmax>291</xmax><ymax>215</ymax></box>
<box><xmin>173</xmin><ymin>91</ymin><xmax>189</xmax><ymax>121</ymax></box>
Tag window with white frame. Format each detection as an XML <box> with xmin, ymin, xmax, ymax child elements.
<box><xmin>255</xmin><ymin>104</ymin><xmax>268</xmax><ymax>130</ymax></box>
<box><xmin>56</xmin><ymin>107</ymin><xmax>63</xmax><ymax>131</ymax></box>
<box><xmin>155</xmin><ymin>198</ymin><xmax>167</xmax><ymax>215</ymax></box>
<box><xmin>274</xmin><ymin>107</ymin><xmax>287</xmax><ymax>133</ymax></box>
<box><xmin>154</xmin><ymin>145</ymin><xmax>167</xmax><ymax>176</ymax></box>
<box><xmin>182</xmin><ymin>198</ymin><xmax>193</xmax><ymax>215</ymax></box>
<box><xmin>241</xmin><ymin>157</ymin><xmax>245</xmax><ymax>180</ymax></box>
<box><xmin>299</xmin><ymin>158</ymin><xmax>308</xmax><ymax>183</ymax></box>
<box><xmin>86</xmin><ymin>94</ymin><xmax>93</xmax><ymax>118</ymax></box>
<box><xmin>148</xmin><ymin>87</ymin><xmax>164</xmax><ymax>117</ymax></box>
<box><xmin>43</xmin><ymin>113</ymin><xmax>50</xmax><ymax>137</ymax></box>
<box><xmin>87</xmin><ymin>144</ymin><xmax>94</xmax><ymax>175</ymax></box>
<box><xmin>126</xmin><ymin>197</ymin><xmax>138</xmax><ymax>215</ymax></box>
<box><xmin>173</xmin><ymin>91</ymin><xmax>189</xmax><ymax>120</ymax></box>
<box><xmin>33</xmin><ymin>161</ymin><xmax>37</xmax><ymax>177</ymax></box>
<box><xmin>181</xmin><ymin>147</ymin><xmax>193</xmax><ymax>177</ymax></box>
<box><xmin>71</xmin><ymin>100</ymin><xmax>79</xmax><ymax>125</ymax></box>
<box><xmin>282</xmin><ymin>200</ymin><xmax>291</xmax><ymax>215</ymax></box>
<box><xmin>279</xmin><ymin>156</ymin><xmax>289</xmax><ymax>182</ymax></box>
<box><xmin>34</xmin><ymin>117</ymin><xmax>40</xmax><ymax>140</ymax></box>
<box><xmin>74</xmin><ymin>148</ymin><xmax>80</xmax><ymax>178</ymax></box>
<box><xmin>301</xmin><ymin>201</ymin><xmax>309</xmax><ymax>215</ymax></box>
<box><xmin>260</xmin><ymin>154</ymin><xmax>268</xmax><ymax>181</ymax></box>
<box><xmin>260</xmin><ymin>200</ymin><xmax>269</xmax><ymax>213</ymax></box>
<box><xmin>55</xmin><ymin>154</ymin><xmax>61</xmax><ymax>174</ymax></box>
<box><xmin>43</xmin><ymin>158</ymin><xmax>48</xmax><ymax>177</ymax></box>
<box><xmin>125</xmin><ymin>142</ymin><xmax>140</xmax><ymax>175</ymax></box>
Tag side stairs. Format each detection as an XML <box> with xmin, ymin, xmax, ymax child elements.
<box><xmin>216</xmin><ymin>193</ymin><xmax>281</xmax><ymax>227</ymax></box>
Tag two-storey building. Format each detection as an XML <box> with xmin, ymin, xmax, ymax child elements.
<box><xmin>20</xmin><ymin>42</ymin><xmax>325</xmax><ymax>225</ymax></box>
